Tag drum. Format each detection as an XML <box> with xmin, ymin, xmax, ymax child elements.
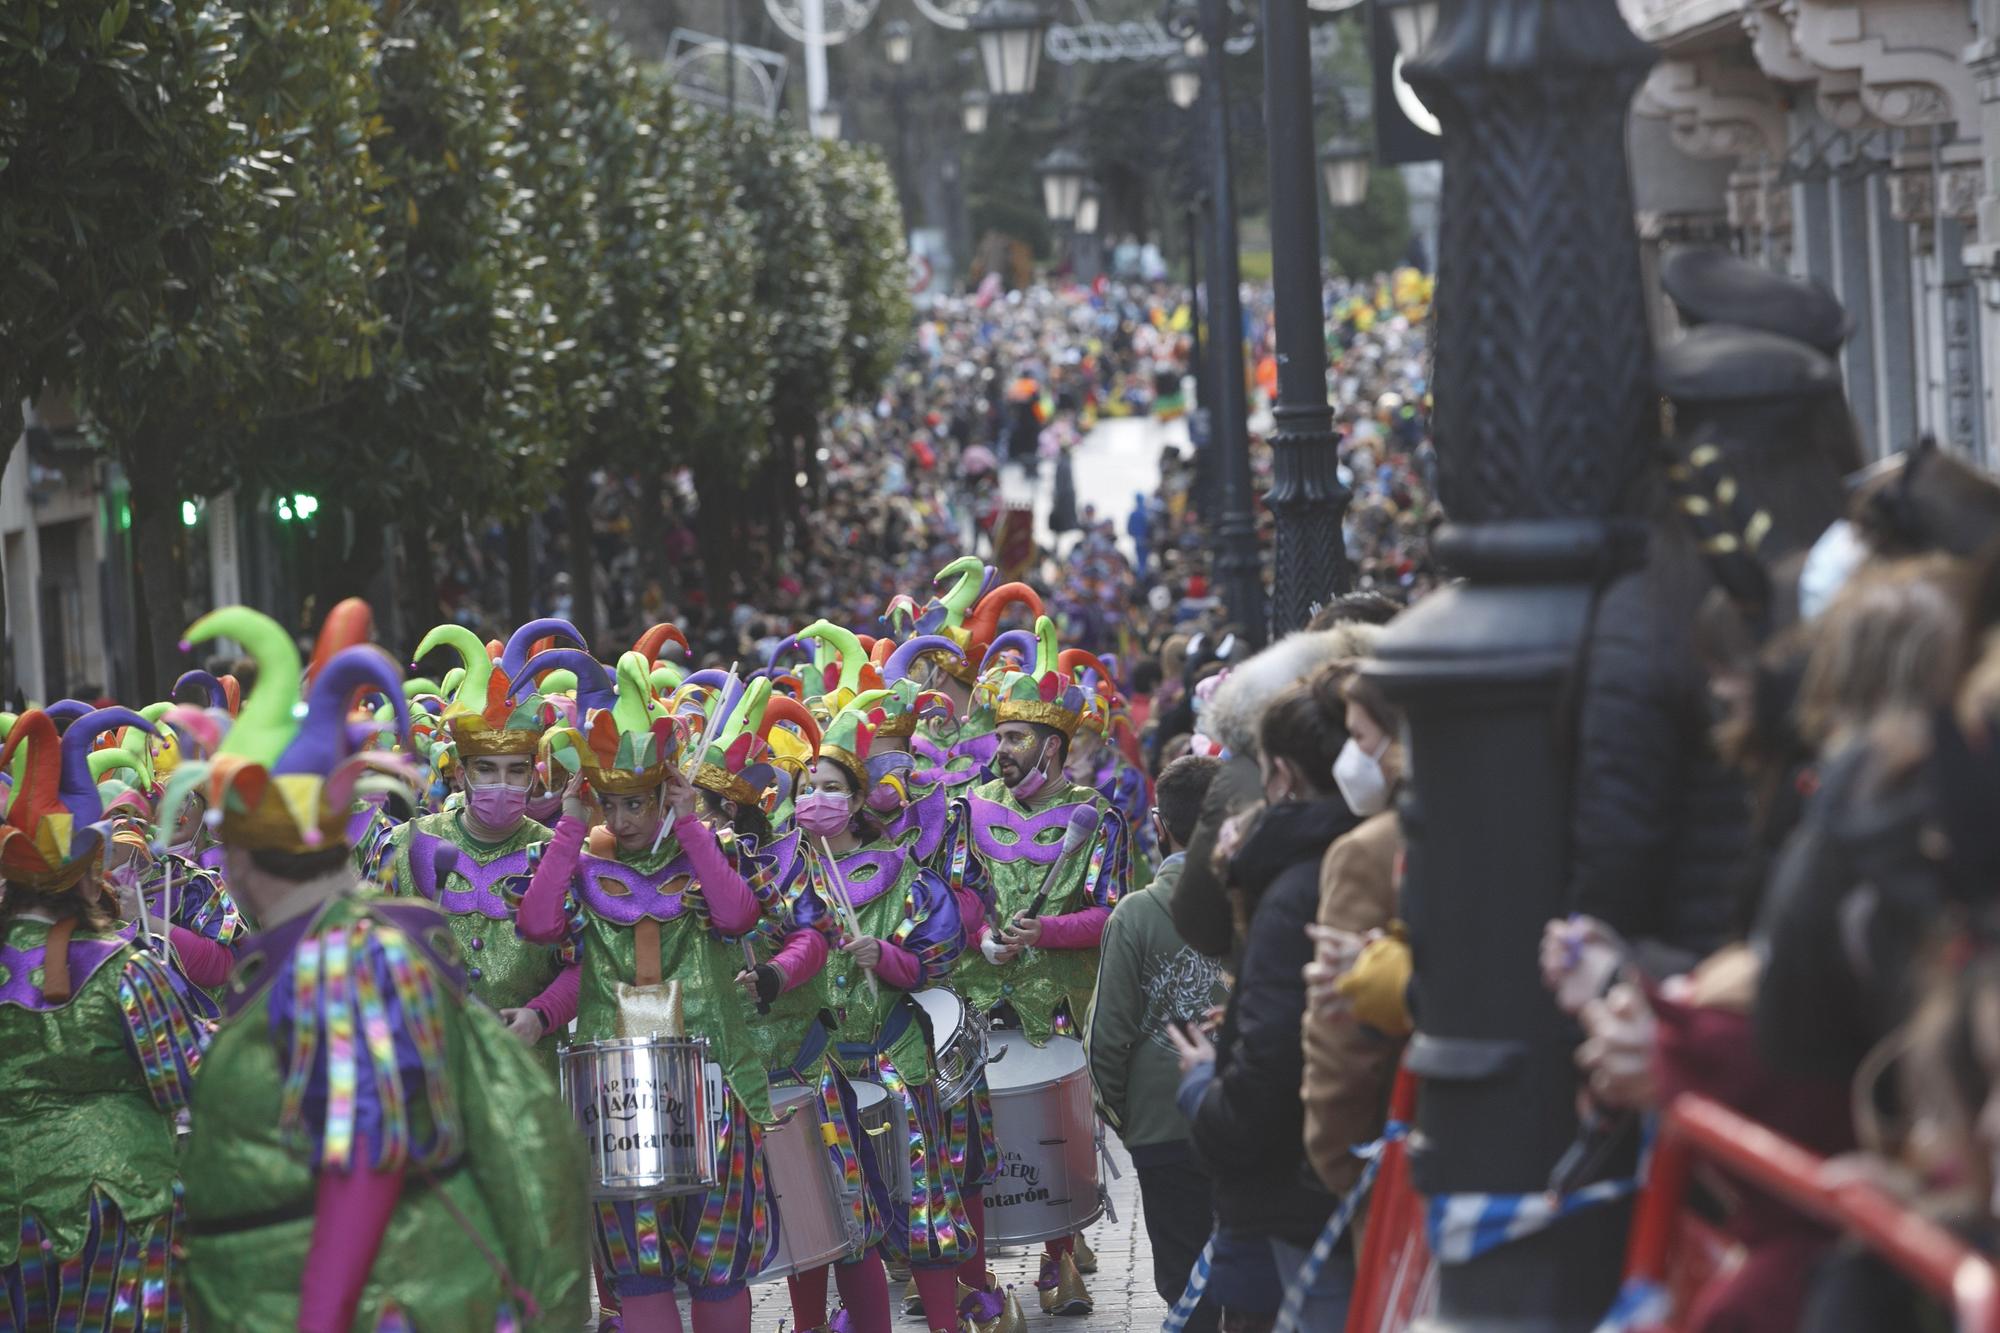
<box><xmin>853</xmin><ymin>1078</ymin><xmax>911</xmax><ymax>1206</ymax></box>
<box><xmin>980</xmin><ymin>1033</ymin><xmax>1103</xmax><ymax>1245</ymax></box>
<box><xmin>912</xmin><ymin>987</ymin><xmax>986</xmax><ymax>1106</ymax></box>
<box><xmin>756</xmin><ymin>1084</ymin><xmax>861</xmax><ymax>1282</ymax></box>
<box><xmin>562</xmin><ymin>1036</ymin><xmax>717</xmax><ymax>1200</ymax></box>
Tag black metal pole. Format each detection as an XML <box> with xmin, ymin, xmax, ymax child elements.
<box><xmin>1364</xmin><ymin>0</ymin><xmax>1658</xmax><ymax>1326</ymax></box>
<box><xmin>892</xmin><ymin>79</ymin><xmax>913</xmax><ymax>233</ymax></box>
<box><xmin>1259</xmin><ymin>0</ymin><xmax>1351</xmax><ymax>630</ymax></box>
<box><xmin>1186</xmin><ymin>203</ymin><xmax>1204</xmax><ymax>396</ymax></box>
<box><xmin>1198</xmin><ymin>0</ymin><xmax>1267</xmax><ymax>645</ymax></box>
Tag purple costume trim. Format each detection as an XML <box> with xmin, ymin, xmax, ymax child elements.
<box><xmin>0</xmin><ymin>933</ymin><xmax>127</xmax><ymax>1012</ymax></box>
<box><xmin>964</xmin><ymin>795</ymin><xmax>1087</xmax><ymax>866</ymax></box>
<box><xmin>404</xmin><ymin>828</ymin><xmax>540</xmax><ymax>920</ymax></box>
<box><xmin>223</xmin><ymin>898</ymin><xmax>469</xmax><ymax>1021</ymax></box>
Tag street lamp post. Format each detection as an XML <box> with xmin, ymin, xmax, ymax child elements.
<box><xmin>1168</xmin><ymin>0</ymin><xmax>1265</xmax><ymax>644</ymax></box>
<box><xmin>1259</xmin><ymin>0</ymin><xmax>1350</xmax><ymax>634</ymax></box>
<box><xmin>970</xmin><ymin>0</ymin><xmax>1051</xmax><ymax>97</ymax></box>
<box><xmin>883</xmin><ymin>21</ymin><xmax>916</xmax><ymax>233</ymax></box>
<box><xmin>1364</xmin><ymin>0</ymin><xmax>1658</xmax><ymax>1327</ymax></box>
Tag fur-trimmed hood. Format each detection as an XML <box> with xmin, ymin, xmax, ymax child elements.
<box><xmin>1202</xmin><ymin>623</ymin><xmax>1382</xmax><ymax>755</ymax></box>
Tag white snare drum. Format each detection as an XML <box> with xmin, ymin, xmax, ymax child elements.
<box><xmin>912</xmin><ymin>988</ymin><xmax>986</xmax><ymax>1107</ymax></box>
<box><xmin>853</xmin><ymin>1078</ymin><xmax>912</xmax><ymax>1206</ymax></box>
<box><xmin>981</xmin><ymin>1033</ymin><xmax>1103</xmax><ymax>1245</ymax></box>
<box><xmin>562</xmin><ymin>1036</ymin><xmax>717</xmax><ymax>1200</ymax></box>
<box><xmin>756</xmin><ymin>1084</ymin><xmax>861</xmax><ymax>1282</ymax></box>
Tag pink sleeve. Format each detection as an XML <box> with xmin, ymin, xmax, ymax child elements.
<box><xmin>675</xmin><ymin>814</ymin><xmax>759</xmax><ymax>936</ymax></box>
<box><xmin>520</xmin><ymin>817</ymin><xmax>584</xmax><ymax>943</ymax></box>
<box><xmin>297</xmin><ymin>1165</ymin><xmax>404</xmax><ymax>1333</ymax></box>
<box><xmin>953</xmin><ymin>886</ymin><xmax>989</xmax><ymax>950</ymax></box>
<box><xmin>1035</xmin><ymin>906</ymin><xmax>1109</xmax><ymax>951</ymax></box>
<box><xmin>169</xmin><ymin>926</ymin><xmax>235</xmax><ymax>989</ymax></box>
<box><xmin>874</xmin><ymin>940</ymin><xmax>924</xmax><ymax>991</ymax></box>
<box><xmin>770</xmin><ymin>929</ymin><xmax>829</xmax><ymax>993</ymax></box>
<box><xmin>526</xmin><ymin>960</ymin><xmax>581</xmax><ymax>1031</ymax></box>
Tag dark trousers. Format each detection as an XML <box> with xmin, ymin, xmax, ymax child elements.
<box><xmin>1137</xmin><ymin>1154</ymin><xmax>1221</xmax><ymax>1333</ymax></box>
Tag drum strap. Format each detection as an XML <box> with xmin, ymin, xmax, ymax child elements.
<box><xmin>634</xmin><ymin>917</ymin><xmax>661</xmax><ymax>987</ymax></box>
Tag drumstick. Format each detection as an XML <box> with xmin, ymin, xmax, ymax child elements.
<box><xmin>741</xmin><ymin>936</ymin><xmax>771</xmax><ymax>1016</ymax></box>
<box><xmin>816</xmin><ymin>837</ymin><xmax>880</xmax><ymax>1004</ymax></box>
<box><xmin>1018</xmin><ymin>806</ymin><xmax>1102</xmax><ymax>923</ymax></box>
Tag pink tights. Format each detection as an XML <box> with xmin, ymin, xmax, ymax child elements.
<box><xmin>617</xmin><ymin>1286</ymin><xmax>749</xmax><ymax>1333</ymax></box>
<box><xmin>955</xmin><ymin>1192</ymin><xmax>990</xmax><ymax>1290</ymax></box>
<box><xmin>787</xmin><ymin>1251</ymin><xmax>895</xmax><ymax>1332</ymax></box>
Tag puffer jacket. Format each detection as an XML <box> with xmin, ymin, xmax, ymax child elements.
<box><xmin>1187</xmin><ymin>796</ymin><xmax>1360</xmax><ymax>1246</ymax></box>
<box><xmin>1569</xmin><ymin>538</ymin><xmax>1753</xmax><ymax>976</ymax></box>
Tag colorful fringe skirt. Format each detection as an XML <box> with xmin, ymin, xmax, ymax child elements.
<box><xmin>4</xmin><ymin>1187</ymin><xmax>183</xmax><ymax>1332</ymax></box>
<box><xmin>592</xmin><ymin>1091</ymin><xmax>771</xmax><ymax>1299</ymax></box>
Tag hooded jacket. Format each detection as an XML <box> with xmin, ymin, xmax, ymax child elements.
<box><xmin>1187</xmin><ymin>796</ymin><xmax>1360</xmax><ymax>1244</ymax></box>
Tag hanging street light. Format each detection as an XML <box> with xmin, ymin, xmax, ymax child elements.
<box><xmin>1318</xmin><ymin>135</ymin><xmax>1371</xmax><ymax>208</ymax></box>
<box><xmin>1036</xmin><ymin>145</ymin><xmax>1088</xmax><ymax>225</ymax></box>
<box><xmin>810</xmin><ymin>100</ymin><xmax>844</xmax><ymax>139</ymax></box>
<box><xmin>1165</xmin><ymin>52</ymin><xmax>1202</xmax><ymax>109</ymax></box>
<box><xmin>970</xmin><ymin>0</ymin><xmax>1051</xmax><ymax>97</ymax></box>
<box><xmin>1074</xmin><ymin>184</ymin><xmax>1102</xmax><ymax>235</ymax></box>
<box><xmin>962</xmin><ymin>88</ymin><xmax>990</xmax><ymax>133</ymax></box>
<box><xmin>883</xmin><ymin>17</ymin><xmax>914</xmax><ymax>65</ymax></box>
<box><xmin>1376</xmin><ymin>0</ymin><xmax>1440</xmax><ymax>60</ymax></box>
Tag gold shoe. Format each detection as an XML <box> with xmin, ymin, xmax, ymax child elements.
<box><xmin>1073</xmin><ymin>1233</ymin><xmax>1097</xmax><ymax>1275</ymax></box>
<box><xmin>1036</xmin><ymin>1255</ymin><xmax>1093</xmax><ymax>1317</ymax></box>
<box><xmin>996</xmin><ymin>1287</ymin><xmax>1029</xmax><ymax>1333</ymax></box>
<box><xmin>955</xmin><ymin>1278</ymin><xmax>1009</xmax><ymax>1333</ymax></box>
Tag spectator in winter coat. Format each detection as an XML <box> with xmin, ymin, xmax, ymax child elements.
<box><xmin>1302</xmin><ymin>671</ymin><xmax>1408</xmax><ymax>1195</ymax></box>
<box><xmin>1088</xmin><ymin>755</ymin><xmax>1229</xmax><ymax>1332</ymax></box>
<box><xmin>1172</xmin><ymin>666</ymin><xmax>1361</xmax><ymax>1329</ymax></box>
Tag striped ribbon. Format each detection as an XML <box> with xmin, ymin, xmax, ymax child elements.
<box><xmin>1591</xmin><ymin>1277</ymin><xmax>1670</xmax><ymax>1333</ymax></box>
<box><xmin>1272</xmin><ymin>1122</ymin><xmax>1405</xmax><ymax>1333</ymax></box>
<box><xmin>1424</xmin><ymin>1173</ymin><xmax>1639</xmax><ymax>1266</ymax></box>
<box><xmin>1161</xmin><ymin>1235</ymin><xmax>1216</xmax><ymax>1333</ymax></box>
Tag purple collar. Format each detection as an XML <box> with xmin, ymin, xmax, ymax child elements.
<box><xmin>0</xmin><ymin>928</ymin><xmax>128</xmax><ymax>1012</ymax></box>
<box><xmin>224</xmin><ymin>895</ymin><xmax>467</xmax><ymax>1019</ymax></box>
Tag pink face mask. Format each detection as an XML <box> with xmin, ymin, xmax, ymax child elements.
<box><xmin>465</xmin><ymin>782</ymin><xmax>530</xmax><ymax>831</ymax></box>
<box><xmin>525</xmin><ymin>790</ymin><xmax>564</xmax><ymax>824</ymax></box>
<box><xmin>795</xmin><ymin>792</ymin><xmax>853</xmax><ymax>838</ymax></box>
<box><xmin>1008</xmin><ymin>739</ymin><xmax>1059</xmax><ymax>802</ymax></box>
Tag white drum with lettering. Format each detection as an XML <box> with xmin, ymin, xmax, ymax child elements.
<box><xmin>562</xmin><ymin>1036</ymin><xmax>717</xmax><ymax>1199</ymax></box>
<box><xmin>980</xmin><ymin>1033</ymin><xmax>1103</xmax><ymax>1245</ymax></box>
<box><xmin>755</xmin><ymin>1084</ymin><xmax>861</xmax><ymax>1281</ymax></box>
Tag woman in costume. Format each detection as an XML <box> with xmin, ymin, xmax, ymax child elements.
<box><xmin>168</xmin><ymin>607</ymin><xmax>590</xmax><ymax>1331</ymax></box>
<box><xmin>518</xmin><ymin>651</ymin><xmax>779</xmax><ymax>1333</ymax></box>
<box><xmin>0</xmin><ymin>706</ymin><xmax>205</xmax><ymax>1331</ymax></box>
<box><xmin>379</xmin><ymin>621</ymin><xmax>582</xmax><ymax>1075</ymax></box>
<box><xmin>792</xmin><ymin>700</ymin><xmax>983</xmax><ymax>1333</ymax></box>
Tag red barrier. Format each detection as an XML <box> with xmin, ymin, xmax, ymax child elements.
<box><xmin>1345</xmin><ymin>1071</ymin><xmax>1436</xmax><ymax>1333</ymax></box>
<box><xmin>1622</xmin><ymin>1094</ymin><xmax>2000</xmax><ymax>1333</ymax></box>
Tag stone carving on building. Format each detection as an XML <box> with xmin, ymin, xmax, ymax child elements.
<box><xmin>1635</xmin><ymin>54</ymin><xmax>1787</xmax><ymax>160</ymax></box>
<box><xmin>1779</xmin><ymin>0</ymin><xmax>1978</xmax><ymax>128</ymax></box>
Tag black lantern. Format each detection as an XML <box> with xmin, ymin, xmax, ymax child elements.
<box><xmin>971</xmin><ymin>0</ymin><xmax>1050</xmax><ymax>96</ymax></box>
<box><xmin>1036</xmin><ymin>145</ymin><xmax>1089</xmax><ymax>225</ymax></box>
<box><xmin>1376</xmin><ymin>0</ymin><xmax>1440</xmax><ymax>60</ymax></box>
<box><xmin>1165</xmin><ymin>53</ymin><xmax>1202</xmax><ymax>109</ymax></box>
<box><xmin>1318</xmin><ymin>135</ymin><xmax>1371</xmax><ymax>207</ymax></box>
<box><xmin>961</xmin><ymin>88</ymin><xmax>990</xmax><ymax>133</ymax></box>
<box><xmin>883</xmin><ymin>18</ymin><xmax>914</xmax><ymax>65</ymax></box>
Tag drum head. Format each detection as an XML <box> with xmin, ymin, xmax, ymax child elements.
<box><xmin>852</xmin><ymin>1080</ymin><xmax>891</xmax><ymax>1114</ymax></box>
<box><xmin>771</xmin><ymin>1084</ymin><xmax>817</xmax><ymax>1116</ymax></box>
<box><xmin>985</xmin><ymin>1032</ymin><xmax>1087</xmax><ymax>1091</ymax></box>
<box><xmin>913</xmin><ymin>988</ymin><xmax>965</xmax><ymax>1028</ymax></box>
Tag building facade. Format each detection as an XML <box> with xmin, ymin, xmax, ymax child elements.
<box><xmin>1624</xmin><ymin>0</ymin><xmax>1997</xmax><ymax>463</ymax></box>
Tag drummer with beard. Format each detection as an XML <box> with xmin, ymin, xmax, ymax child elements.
<box><xmin>942</xmin><ymin>619</ymin><xmax>1130</xmax><ymax>1321</ymax></box>
<box><xmin>519</xmin><ymin>653</ymin><xmax>780</xmax><ymax>1333</ymax></box>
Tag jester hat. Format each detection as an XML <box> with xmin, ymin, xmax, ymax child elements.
<box><xmin>0</xmin><ymin>707</ymin><xmax>154</xmax><ymax>892</ymax></box>
<box><xmin>518</xmin><ymin>650</ymin><xmax>681</xmax><ymax>796</ymax></box>
<box><xmin>162</xmin><ymin>608</ymin><xmax>414</xmax><ymax>853</ymax></box>
<box><xmin>418</xmin><ymin>619</ymin><xmax>573</xmax><ymax>761</ymax></box>
<box><xmin>1058</xmin><ymin>648</ymin><xmax>1121</xmax><ymax>737</ymax></box>
<box><xmin>676</xmin><ymin>673</ymin><xmax>821</xmax><ymax>812</ymax></box>
<box><xmin>882</xmin><ymin>556</ymin><xmax>1044</xmax><ymax>687</ymax></box>
<box><xmin>987</xmin><ymin>617</ymin><xmax>1087</xmax><ymax>739</ymax></box>
<box><xmin>814</xmin><ymin>697</ymin><xmax>917</xmax><ymax>812</ymax></box>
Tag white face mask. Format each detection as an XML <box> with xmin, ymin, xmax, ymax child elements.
<box><xmin>1332</xmin><ymin>737</ymin><xmax>1391</xmax><ymax>818</ymax></box>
